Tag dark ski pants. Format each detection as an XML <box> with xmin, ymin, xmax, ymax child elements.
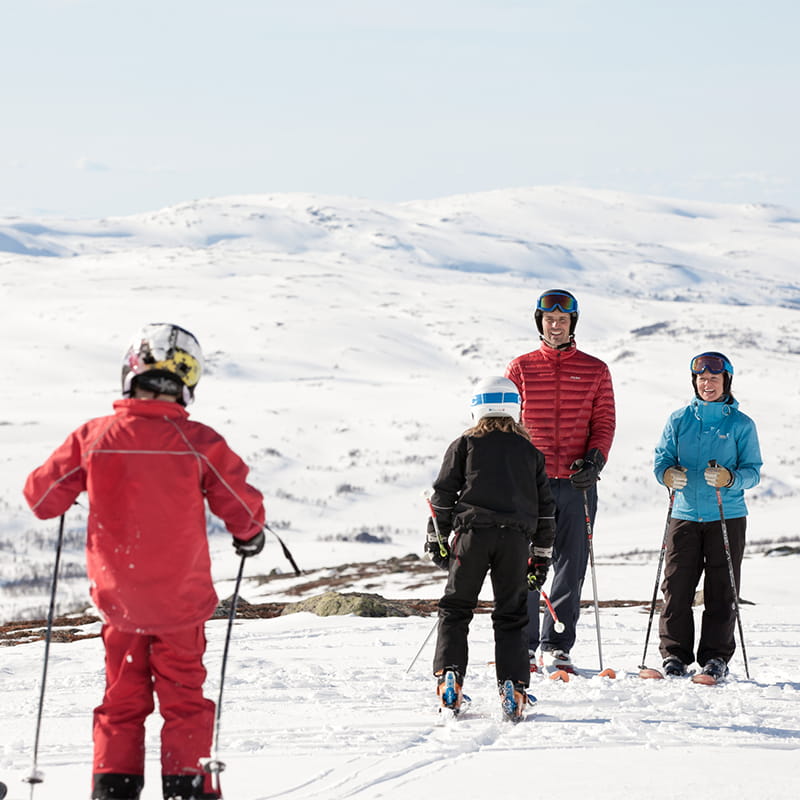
<box><xmin>658</xmin><ymin>516</ymin><xmax>746</xmax><ymax>666</ymax></box>
<box><xmin>527</xmin><ymin>479</ymin><xmax>597</xmax><ymax>655</ymax></box>
<box><xmin>93</xmin><ymin>623</ymin><xmax>217</xmax><ymax>793</ymax></box>
<box><xmin>433</xmin><ymin>526</ymin><xmax>530</xmax><ymax>686</ymax></box>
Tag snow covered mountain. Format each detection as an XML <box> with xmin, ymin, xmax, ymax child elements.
<box><xmin>2</xmin><ymin>186</ymin><xmax>800</xmax><ymax>800</ymax></box>
<box><xmin>2</xmin><ymin>185</ymin><xmax>799</xmax><ymax>620</ymax></box>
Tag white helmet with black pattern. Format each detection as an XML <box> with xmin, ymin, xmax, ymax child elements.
<box><xmin>121</xmin><ymin>323</ymin><xmax>203</xmax><ymax>405</ymax></box>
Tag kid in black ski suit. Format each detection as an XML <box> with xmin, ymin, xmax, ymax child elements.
<box><xmin>426</xmin><ymin>377</ymin><xmax>555</xmax><ymax>716</ymax></box>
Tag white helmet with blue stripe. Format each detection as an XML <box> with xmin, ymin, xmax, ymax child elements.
<box><xmin>470</xmin><ymin>376</ymin><xmax>521</xmax><ymax>421</ymax></box>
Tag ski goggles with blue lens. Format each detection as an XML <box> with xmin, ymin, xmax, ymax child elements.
<box><xmin>536</xmin><ymin>291</ymin><xmax>578</xmax><ymax>314</ymax></box>
<box><xmin>690</xmin><ymin>353</ymin><xmax>734</xmax><ymax>375</ymax></box>
<box><xmin>470</xmin><ymin>391</ymin><xmax>520</xmax><ymax>407</ymax></box>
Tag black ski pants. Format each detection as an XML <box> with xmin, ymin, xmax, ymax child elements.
<box><xmin>527</xmin><ymin>479</ymin><xmax>597</xmax><ymax>655</ymax></box>
<box><xmin>433</xmin><ymin>525</ymin><xmax>529</xmax><ymax>686</ymax></box>
<box><xmin>658</xmin><ymin>516</ymin><xmax>746</xmax><ymax>666</ymax></box>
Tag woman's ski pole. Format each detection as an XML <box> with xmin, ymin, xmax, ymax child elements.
<box><xmin>24</xmin><ymin>514</ymin><xmax>66</xmax><ymax>796</ymax></box>
<box><xmin>639</xmin><ymin>489</ymin><xmax>675</xmax><ymax>671</ymax></box>
<box><xmin>709</xmin><ymin>460</ymin><xmax>750</xmax><ymax>679</ymax></box>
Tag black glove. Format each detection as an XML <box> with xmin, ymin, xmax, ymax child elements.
<box><xmin>425</xmin><ymin>517</ymin><xmax>451</xmax><ymax>570</ymax></box>
<box><xmin>232</xmin><ymin>529</ymin><xmax>265</xmax><ymax>558</ymax></box>
<box><xmin>527</xmin><ymin>556</ymin><xmax>551</xmax><ymax>592</ymax></box>
<box><xmin>570</xmin><ymin>448</ymin><xmax>606</xmax><ymax>490</ymax></box>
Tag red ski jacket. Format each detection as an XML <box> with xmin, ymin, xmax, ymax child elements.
<box><xmin>23</xmin><ymin>398</ymin><xmax>265</xmax><ymax>634</ymax></box>
<box><xmin>506</xmin><ymin>341</ymin><xmax>616</xmax><ymax>479</ymax></box>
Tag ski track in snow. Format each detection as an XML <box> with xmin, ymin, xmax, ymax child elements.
<box><xmin>2</xmin><ymin>570</ymin><xmax>800</xmax><ymax>799</ymax></box>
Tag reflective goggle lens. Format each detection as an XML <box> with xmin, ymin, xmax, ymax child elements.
<box><xmin>691</xmin><ymin>355</ymin><xmax>731</xmax><ymax>375</ymax></box>
<box><xmin>537</xmin><ymin>291</ymin><xmax>577</xmax><ymax>313</ymax></box>
<box><xmin>471</xmin><ymin>391</ymin><xmax>520</xmax><ymax>407</ymax></box>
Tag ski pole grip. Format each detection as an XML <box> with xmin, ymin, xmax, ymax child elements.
<box><xmin>425</xmin><ymin>497</ymin><xmax>449</xmax><ymax>558</ymax></box>
<box><xmin>708</xmin><ymin>459</ymin><xmax>718</xmax><ymax>468</ymax></box>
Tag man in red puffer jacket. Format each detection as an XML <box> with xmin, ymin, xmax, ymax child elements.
<box><xmin>24</xmin><ymin>323</ymin><xmax>265</xmax><ymax>800</ymax></box>
<box><xmin>506</xmin><ymin>290</ymin><xmax>615</xmax><ymax>674</ymax></box>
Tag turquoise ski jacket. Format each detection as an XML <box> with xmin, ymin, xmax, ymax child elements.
<box><xmin>654</xmin><ymin>396</ymin><xmax>762</xmax><ymax>522</ymax></box>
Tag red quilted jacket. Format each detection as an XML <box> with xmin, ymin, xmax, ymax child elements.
<box><xmin>505</xmin><ymin>342</ymin><xmax>616</xmax><ymax>479</ymax></box>
<box><xmin>23</xmin><ymin>398</ymin><xmax>265</xmax><ymax>634</ymax></box>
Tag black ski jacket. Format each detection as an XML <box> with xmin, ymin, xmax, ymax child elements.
<box><xmin>430</xmin><ymin>429</ymin><xmax>555</xmax><ymax>550</ymax></box>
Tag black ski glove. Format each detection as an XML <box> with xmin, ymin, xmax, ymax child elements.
<box><xmin>233</xmin><ymin>529</ymin><xmax>265</xmax><ymax>558</ymax></box>
<box><xmin>527</xmin><ymin>555</ymin><xmax>551</xmax><ymax>592</ymax></box>
<box><xmin>570</xmin><ymin>448</ymin><xmax>606</xmax><ymax>490</ymax></box>
<box><xmin>424</xmin><ymin>517</ymin><xmax>451</xmax><ymax>570</ymax></box>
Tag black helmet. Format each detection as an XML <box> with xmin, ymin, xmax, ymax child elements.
<box><xmin>534</xmin><ymin>289</ymin><xmax>579</xmax><ymax>336</ymax></box>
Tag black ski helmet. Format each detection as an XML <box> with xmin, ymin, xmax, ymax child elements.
<box><xmin>690</xmin><ymin>351</ymin><xmax>734</xmax><ymax>402</ymax></box>
<box><xmin>534</xmin><ymin>289</ymin><xmax>579</xmax><ymax>336</ymax></box>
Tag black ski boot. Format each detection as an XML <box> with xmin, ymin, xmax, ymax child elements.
<box><xmin>91</xmin><ymin>773</ymin><xmax>144</xmax><ymax>800</ymax></box>
<box><xmin>662</xmin><ymin>656</ymin><xmax>688</xmax><ymax>677</ymax></box>
<box><xmin>162</xmin><ymin>774</ymin><xmax>220</xmax><ymax>800</ymax></box>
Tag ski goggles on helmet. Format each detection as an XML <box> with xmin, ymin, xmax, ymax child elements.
<box><xmin>536</xmin><ymin>291</ymin><xmax>578</xmax><ymax>314</ymax></box>
<box><xmin>470</xmin><ymin>391</ymin><xmax>520</xmax><ymax>407</ymax></box>
<box><xmin>690</xmin><ymin>353</ymin><xmax>733</xmax><ymax>376</ymax></box>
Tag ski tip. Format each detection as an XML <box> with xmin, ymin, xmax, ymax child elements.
<box><xmin>549</xmin><ymin>669</ymin><xmax>570</xmax><ymax>682</ymax></box>
<box><xmin>690</xmin><ymin>674</ymin><xmax>719</xmax><ymax>686</ymax></box>
<box><xmin>598</xmin><ymin>668</ymin><xmax>617</xmax><ymax>679</ymax></box>
<box><xmin>0</xmin><ymin>779</ymin><xmax>7</xmax><ymax>799</ymax></box>
<box><xmin>638</xmin><ymin>667</ymin><xmax>665</xmax><ymax>680</ymax></box>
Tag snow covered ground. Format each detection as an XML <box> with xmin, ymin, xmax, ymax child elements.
<box><xmin>1</xmin><ymin>186</ymin><xmax>799</xmax><ymax>798</ymax></box>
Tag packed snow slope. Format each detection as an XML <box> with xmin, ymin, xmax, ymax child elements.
<box><xmin>1</xmin><ymin>186</ymin><xmax>799</xmax><ymax>798</ymax></box>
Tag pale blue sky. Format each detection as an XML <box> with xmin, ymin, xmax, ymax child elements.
<box><xmin>2</xmin><ymin>0</ymin><xmax>799</xmax><ymax>217</ymax></box>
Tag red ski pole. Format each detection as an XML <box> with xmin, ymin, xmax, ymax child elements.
<box><xmin>540</xmin><ymin>589</ymin><xmax>565</xmax><ymax>633</ymax></box>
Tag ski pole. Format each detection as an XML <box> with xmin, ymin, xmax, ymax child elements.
<box><xmin>202</xmin><ymin>554</ymin><xmax>247</xmax><ymax>793</ymax></box>
<box><xmin>24</xmin><ymin>514</ymin><xmax>66</xmax><ymax>796</ymax></box>
<box><xmin>540</xmin><ymin>589</ymin><xmax>565</xmax><ymax>633</ymax></box>
<box><xmin>581</xmin><ymin>489</ymin><xmax>604</xmax><ymax>671</ymax></box>
<box><xmin>424</xmin><ymin>497</ymin><xmax>449</xmax><ymax>561</ymax></box>
<box><xmin>264</xmin><ymin>522</ymin><xmax>302</xmax><ymax>576</ymax></box>
<box><xmin>406</xmin><ymin>494</ymin><xmax>448</xmax><ymax>673</ymax></box>
<box><xmin>708</xmin><ymin>460</ymin><xmax>750</xmax><ymax>679</ymax></box>
<box><xmin>405</xmin><ymin>616</ymin><xmax>439</xmax><ymax>673</ymax></box>
<box><xmin>639</xmin><ymin>489</ymin><xmax>675</xmax><ymax>670</ymax></box>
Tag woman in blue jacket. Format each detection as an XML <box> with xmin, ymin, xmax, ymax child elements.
<box><xmin>653</xmin><ymin>352</ymin><xmax>762</xmax><ymax>682</ymax></box>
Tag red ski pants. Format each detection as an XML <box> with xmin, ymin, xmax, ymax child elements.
<box><xmin>93</xmin><ymin>623</ymin><xmax>215</xmax><ymax>778</ymax></box>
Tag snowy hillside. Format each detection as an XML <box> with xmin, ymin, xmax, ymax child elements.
<box><xmin>1</xmin><ymin>186</ymin><xmax>799</xmax><ymax>799</ymax></box>
<box><xmin>2</xmin><ymin>186</ymin><xmax>799</xmax><ymax>620</ymax></box>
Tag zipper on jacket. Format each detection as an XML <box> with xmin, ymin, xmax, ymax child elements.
<box><xmin>554</xmin><ymin>351</ymin><xmax>562</xmax><ymax>476</ymax></box>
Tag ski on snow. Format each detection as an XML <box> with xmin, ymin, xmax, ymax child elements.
<box><xmin>536</xmin><ymin>664</ymin><xmax>617</xmax><ymax>682</ymax></box>
<box><xmin>639</xmin><ymin>666</ymin><xmax>725</xmax><ymax>685</ymax></box>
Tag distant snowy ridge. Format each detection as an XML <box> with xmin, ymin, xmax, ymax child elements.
<box><xmin>2</xmin><ymin>186</ymin><xmax>799</xmax><ymax>307</ymax></box>
<box><xmin>3</xmin><ymin>185</ymin><xmax>800</xmax><ymax>625</ymax></box>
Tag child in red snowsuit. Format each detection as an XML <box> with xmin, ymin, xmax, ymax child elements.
<box><xmin>23</xmin><ymin>324</ymin><xmax>266</xmax><ymax>800</ymax></box>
